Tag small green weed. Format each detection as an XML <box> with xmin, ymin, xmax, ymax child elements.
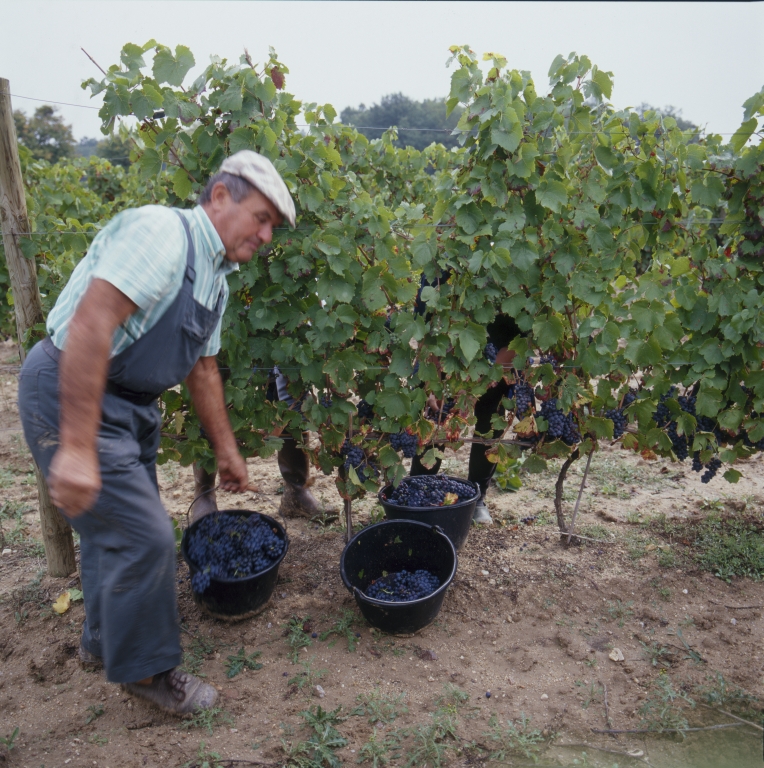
<box><xmin>481</xmin><ymin>712</ymin><xmax>545</xmax><ymax>762</ymax></box>
<box><xmin>84</xmin><ymin>703</ymin><xmax>104</xmax><ymax>724</ymax></box>
<box><xmin>282</xmin><ymin>705</ymin><xmax>347</xmax><ymax>768</ymax></box>
<box><xmin>639</xmin><ymin>676</ymin><xmax>695</xmax><ymax>733</ymax></box>
<box><xmin>581</xmin><ymin>682</ymin><xmax>604</xmax><ymax>710</ymax></box>
<box><xmin>181</xmin><ymin>635</ymin><xmax>216</xmax><ymax>676</ymax></box>
<box><xmin>182</xmin><ymin>741</ymin><xmax>225</xmax><ymax>768</ymax></box>
<box><xmin>356</xmin><ymin>729</ymin><xmax>401</xmax><ymax>767</ymax></box>
<box><xmin>694</xmin><ymin>672</ymin><xmax>761</xmax><ymax>719</ymax></box>
<box><xmin>88</xmin><ymin>734</ymin><xmax>108</xmax><ymax>746</ymax></box>
<box><xmin>693</xmin><ymin>516</ymin><xmax>764</xmax><ymax>581</ymax></box>
<box><xmin>351</xmin><ymin>688</ymin><xmax>407</xmax><ymax>724</ymax></box>
<box><xmin>0</xmin><ymin>727</ymin><xmax>19</xmax><ymax>750</ymax></box>
<box><xmin>224</xmin><ymin>648</ymin><xmax>263</xmax><ymax>679</ymax></box>
<box><xmin>403</xmin><ymin>715</ymin><xmax>456</xmax><ymax>768</ymax></box>
<box><xmin>286</xmin><ymin>615</ymin><xmax>313</xmax><ymax>662</ymax></box>
<box><xmin>606</xmin><ymin>599</ymin><xmax>634</xmax><ymax>627</ymax></box>
<box><xmin>288</xmin><ymin>657</ymin><xmax>327</xmax><ymax>691</ymax></box>
<box><xmin>180</xmin><ymin>706</ymin><xmax>233</xmax><ymax>735</ymax></box>
<box><xmin>319</xmin><ymin>609</ymin><xmax>361</xmax><ymax>652</ymax></box>
<box><xmin>640</xmin><ymin>640</ymin><xmax>674</xmax><ymax>668</ymax></box>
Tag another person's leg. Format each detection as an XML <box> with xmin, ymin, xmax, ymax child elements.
<box><xmin>467</xmin><ymin>383</ymin><xmax>507</xmax><ymax>524</ymax></box>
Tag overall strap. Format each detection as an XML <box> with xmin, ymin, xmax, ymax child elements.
<box><xmin>173</xmin><ymin>210</ymin><xmax>196</xmax><ymax>283</ymax></box>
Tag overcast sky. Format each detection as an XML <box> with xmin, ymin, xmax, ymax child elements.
<box><xmin>2</xmin><ymin>1</ymin><xmax>762</xmax><ymax>141</ymax></box>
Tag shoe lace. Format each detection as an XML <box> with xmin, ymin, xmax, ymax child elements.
<box><xmin>163</xmin><ymin>669</ymin><xmax>188</xmax><ymax>703</ymax></box>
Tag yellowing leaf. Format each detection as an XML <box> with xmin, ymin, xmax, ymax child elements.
<box><xmin>52</xmin><ymin>592</ymin><xmax>71</xmax><ymax>614</ymax></box>
<box><xmin>443</xmin><ymin>492</ymin><xmax>459</xmax><ymax>506</ymax></box>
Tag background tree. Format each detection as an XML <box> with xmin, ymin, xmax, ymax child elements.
<box><xmin>637</xmin><ymin>103</ymin><xmax>702</xmax><ymax>140</ymax></box>
<box><xmin>341</xmin><ymin>93</ymin><xmax>463</xmax><ymax>151</ymax></box>
<box><xmin>13</xmin><ymin>105</ymin><xmax>75</xmax><ymax>163</ymax></box>
<box><xmin>75</xmin><ymin>133</ymin><xmax>133</xmax><ymax>167</ymax></box>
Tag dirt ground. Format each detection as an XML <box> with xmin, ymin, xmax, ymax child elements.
<box><xmin>2</xmin><ymin>338</ymin><xmax>764</xmax><ymax>768</ymax></box>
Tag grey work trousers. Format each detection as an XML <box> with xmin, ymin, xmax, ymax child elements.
<box><xmin>17</xmin><ymin>341</ymin><xmax>181</xmax><ymax>683</ymax></box>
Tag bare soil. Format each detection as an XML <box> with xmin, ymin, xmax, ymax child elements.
<box><xmin>2</xmin><ymin>339</ymin><xmax>764</xmax><ymax>768</ymax></box>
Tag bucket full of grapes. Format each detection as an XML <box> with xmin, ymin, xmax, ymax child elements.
<box><xmin>340</xmin><ymin>519</ymin><xmax>457</xmax><ymax>635</ymax></box>
<box><xmin>377</xmin><ymin>475</ymin><xmax>480</xmax><ymax>551</ymax></box>
<box><xmin>181</xmin><ymin>510</ymin><xmax>289</xmax><ymax>621</ymax></box>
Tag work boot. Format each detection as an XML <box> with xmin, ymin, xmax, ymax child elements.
<box><xmin>278</xmin><ymin>435</ymin><xmax>322</xmax><ymax>519</ymax></box>
<box><xmin>122</xmin><ymin>668</ymin><xmax>218</xmax><ymax>715</ymax></box>
<box><xmin>472</xmin><ymin>497</ymin><xmax>493</xmax><ymax>525</ymax></box>
<box><xmin>191</xmin><ymin>462</ymin><xmax>219</xmax><ymax>523</ymax></box>
<box><xmin>78</xmin><ymin>642</ymin><xmax>103</xmax><ymax>671</ymax></box>
<box><xmin>471</xmin><ymin>478</ymin><xmax>494</xmax><ymax>525</ymax></box>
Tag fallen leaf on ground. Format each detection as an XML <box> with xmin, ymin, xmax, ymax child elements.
<box><xmin>52</xmin><ymin>592</ymin><xmax>71</xmax><ymax>614</ymax></box>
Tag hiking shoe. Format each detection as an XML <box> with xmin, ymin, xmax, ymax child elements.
<box><xmin>122</xmin><ymin>669</ymin><xmax>218</xmax><ymax>715</ymax></box>
<box><xmin>78</xmin><ymin>643</ymin><xmax>103</xmax><ymax>671</ymax></box>
<box><xmin>472</xmin><ymin>498</ymin><xmax>493</xmax><ymax>525</ymax></box>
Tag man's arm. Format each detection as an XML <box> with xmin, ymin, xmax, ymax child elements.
<box><xmin>49</xmin><ymin>279</ymin><xmax>138</xmax><ymax>516</ymax></box>
<box><xmin>185</xmin><ymin>357</ymin><xmax>249</xmax><ymax>492</ymax></box>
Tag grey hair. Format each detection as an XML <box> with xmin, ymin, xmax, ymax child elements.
<box><xmin>198</xmin><ymin>171</ymin><xmax>260</xmax><ymax>204</ymax></box>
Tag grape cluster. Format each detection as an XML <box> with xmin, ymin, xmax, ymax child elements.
<box><xmin>356</xmin><ymin>399</ymin><xmax>374</xmax><ymax>421</ymax></box>
<box><xmin>604</xmin><ymin>407</ymin><xmax>628</xmax><ymax>439</ymax></box>
<box><xmin>411</xmin><ymin>360</ymin><xmax>420</xmax><ymax>377</ymax></box>
<box><xmin>390</xmin><ymin>431</ymin><xmax>419</xmax><ymax>458</ymax></box>
<box><xmin>320</xmin><ymin>395</ymin><xmax>333</xmax><ymax>408</ymax></box>
<box><xmin>605</xmin><ymin>392</ymin><xmax>635</xmax><ymax>440</ymax></box>
<box><xmin>539</xmin><ymin>398</ymin><xmax>580</xmax><ymax>445</ymax></box>
<box><xmin>186</xmin><ymin>513</ymin><xmax>286</xmax><ymax>594</ymax></box>
<box><xmin>484</xmin><ymin>343</ymin><xmax>498</xmax><ymax>364</ymax></box>
<box><xmin>365</xmin><ymin>569</ymin><xmax>441</xmax><ymax>602</ymax></box>
<box><xmin>701</xmin><ymin>457</ymin><xmax>722</xmax><ymax>483</ymax></box>
<box><xmin>341</xmin><ymin>440</ymin><xmax>378</xmax><ymax>482</ymax></box>
<box><xmin>539</xmin><ymin>354</ymin><xmax>557</xmax><ymax>366</ymax></box>
<box><xmin>653</xmin><ymin>388</ymin><xmax>690</xmax><ymax>460</ymax></box>
<box><xmin>426</xmin><ymin>397</ymin><xmax>455</xmax><ymax>424</ymax></box>
<box><xmin>383</xmin><ymin>475</ymin><xmax>476</xmax><ymax>508</ymax></box>
<box><xmin>514</xmin><ymin>381</ymin><xmax>535</xmax><ymax>417</ymax></box>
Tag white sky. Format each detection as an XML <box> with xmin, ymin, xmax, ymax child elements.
<box><xmin>2</xmin><ymin>1</ymin><xmax>763</xmax><ymax>141</ymax></box>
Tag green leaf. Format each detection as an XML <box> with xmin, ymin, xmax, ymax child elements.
<box><xmin>153</xmin><ymin>44</ymin><xmax>195</xmax><ymax>86</ymax></box>
<box><xmin>219</xmin><ymin>83</ymin><xmax>244</xmax><ymax>112</ymax></box>
<box><xmin>298</xmin><ymin>185</ymin><xmax>324</xmax><ymax>213</ymax></box>
<box><xmin>591</xmin><ymin>68</ymin><xmax>613</xmax><ymax>99</ymax></box>
<box><xmin>730</xmin><ymin>118</ymin><xmax>758</xmax><ymax>152</ymax></box>
<box><xmin>138</xmin><ymin>148</ymin><xmax>162</xmax><ymax>179</ymax></box>
<box><xmin>454</xmin><ymin>322</ymin><xmax>484</xmax><ymax>363</ymax></box>
<box><xmin>522</xmin><ymin>454</ymin><xmax>548</xmax><ymax>473</ymax></box>
<box><xmin>594</xmin><ymin>145</ymin><xmax>618</xmax><ymax>171</ymax></box>
<box><xmin>229</xmin><ymin>126</ymin><xmax>256</xmax><ymax>154</ymax></box>
<box><xmin>532</xmin><ymin>315</ymin><xmax>564</xmax><ymax>350</ymax></box>
<box><xmin>535</xmin><ymin>179</ymin><xmax>568</xmax><ymax>213</ymax></box>
<box><xmin>172</xmin><ymin>167</ymin><xmax>192</xmax><ymax>199</ymax></box>
<box><xmin>723</xmin><ymin>468</ymin><xmax>741</xmax><ymax>483</ymax></box>
<box><xmin>491</xmin><ymin>123</ymin><xmax>522</xmax><ymax>153</ymax></box>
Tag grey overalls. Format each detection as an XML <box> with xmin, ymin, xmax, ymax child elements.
<box><xmin>18</xmin><ymin>212</ymin><xmax>223</xmax><ymax>683</ymax></box>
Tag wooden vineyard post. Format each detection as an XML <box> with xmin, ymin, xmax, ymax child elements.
<box><xmin>0</xmin><ymin>78</ymin><xmax>76</xmax><ymax>577</ymax></box>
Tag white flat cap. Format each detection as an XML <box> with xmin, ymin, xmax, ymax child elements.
<box><xmin>220</xmin><ymin>150</ymin><xmax>296</xmax><ymax>227</ymax></box>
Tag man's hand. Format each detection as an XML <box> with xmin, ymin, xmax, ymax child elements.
<box><xmin>186</xmin><ymin>356</ymin><xmax>250</xmax><ymax>493</ymax></box>
<box><xmin>216</xmin><ymin>450</ymin><xmax>249</xmax><ymax>493</ymax></box>
<box><xmin>48</xmin><ymin>446</ymin><xmax>101</xmax><ymax>518</ymax></box>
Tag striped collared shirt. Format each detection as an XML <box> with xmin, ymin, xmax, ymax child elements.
<box><xmin>47</xmin><ymin>205</ymin><xmax>236</xmax><ymax>357</ymax></box>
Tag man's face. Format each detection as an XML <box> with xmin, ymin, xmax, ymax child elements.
<box><xmin>205</xmin><ymin>183</ymin><xmax>283</xmax><ymax>263</ymax></box>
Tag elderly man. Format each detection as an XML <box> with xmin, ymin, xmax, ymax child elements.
<box><xmin>18</xmin><ymin>151</ymin><xmax>295</xmax><ymax>715</ymax></box>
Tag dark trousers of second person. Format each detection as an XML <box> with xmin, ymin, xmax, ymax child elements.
<box><xmin>410</xmin><ymin>381</ymin><xmax>506</xmax><ymax>498</ymax></box>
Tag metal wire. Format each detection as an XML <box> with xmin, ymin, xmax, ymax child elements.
<box><xmin>2</xmin><ymin>91</ymin><xmax>746</xmax><ymax>136</ymax></box>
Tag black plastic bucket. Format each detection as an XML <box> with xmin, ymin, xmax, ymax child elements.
<box><xmin>181</xmin><ymin>510</ymin><xmax>289</xmax><ymax>621</ymax></box>
<box><xmin>340</xmin><ymin>519</ymin><xmax>457</xmax><ymax>635</ymax></box>
<box><xmin>377</xmin><ymin>476</ymin><xmax>480</xmax><ymax>551</ymax></box>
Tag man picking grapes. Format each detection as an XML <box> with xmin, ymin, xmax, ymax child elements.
<box><xmin>17</xmin><ymin>151</ymin><xmax>295</xmax><ymax>715</ymax></box>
